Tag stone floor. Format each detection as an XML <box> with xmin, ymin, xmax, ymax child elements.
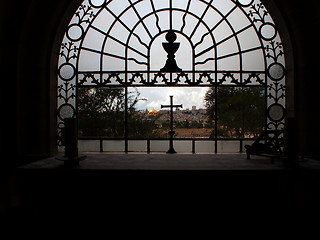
<box><xmin>12</xmin><ymin>153</ymin><xmax>320</xmax><ymax>224</ymax></box>
<box><xmin>21</xmin><ymin>152</ymin><xmax>288</xmax><ymax>170</ymax></box>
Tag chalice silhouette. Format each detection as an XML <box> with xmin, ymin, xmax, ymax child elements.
<box><xmin>161</xmin><ymin>30</ymin><xmax>182</xmax><ymax>72</ymax></box>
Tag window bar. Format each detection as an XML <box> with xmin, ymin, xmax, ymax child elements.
<box><xmin>147</xmin><ymin>139</ymin><xmax>150</xmax><ymax>153</ymax></box>
<box><xmin>180</xmin><ymin>0</ymin><xmax>192</xmax><ymax>32</ymax></box>
<box><xmin>195</xmin><ymin>24</ymin><xmax>253</xmax><ymax>58</ymax></box>
<box><xmin>169</xmin><ymin>0</ymin><xmax>173</xmax><ymax>30</ymax></box>
<box><xmin>169</xmin><ymin>0</ymin><xmax>173</xmax><ymax>84</ymax></box>
<box><xmin>107</xmin><ymin>34</ymin><xmax>147</xmax><ymax>59</ymax></box>
<box><xmin>150</xmin><ymin>0</ymin><xmax>161</xmax><ymax>33</ymax></box>
<box><xmin>192</xmin><ymin>139</ymin><xmax>195</xmax><ymax>154</ymax></box>
<box><xmin>125</xmin><ymin>86</ymin><xmax>128</xmax><ymax>153</ymax></box>
<box><xmin>100</xmin><ymin>139</ymin><xmax>103</xmax><ymax>152</ymax></box>
<box><xmin>189</xmin><ymin>0</ymin><xmax>214</xmax><ymax>40</ymax></box>
<box><xmin>208</xmin><ymin>4</ymin><xmax>238</xmax><ymax>33</ymax></box>
<box><xmin>128</xmin><ymin>0</ymin><xmax>153</xmax><ymax>39</ymax></box>
<box><xmin>214</xmin><ymin>86</ymin><xmax>218</xmax><ymax>153</ymax></box>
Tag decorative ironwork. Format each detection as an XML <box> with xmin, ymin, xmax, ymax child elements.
<box><xmin>76</xmin><ymin>70</ymin><xmax>266</xmax><ymax>87</ymax></box>
<box><xmin>57</xmin><ymin>0</ymin><xmax>287</xmax><ymax>151</ymax></box>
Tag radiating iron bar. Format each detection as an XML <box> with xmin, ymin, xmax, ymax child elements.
<box><xmin>105</xmin><ymin>0</ymin><xmax>112</xmax><ymax>5</ymax></box>
<box><xmin>100</xmin><ymin>3</ymin><xmax>139</xmax><ymax>77</ymax></box>
<box><xmin>189</xmin><ymin>0</ymin><xmax>214</xmax><ymax>39</ymax></box>
<box><xmin>110</xmin><ymin>36</ymin><xmax>147</xmax><ymax>59</ymax></box>
<box><xmin>197</xmin><ymin>1</ymin><xmax>243</xmax><ymax>82</ymax></box>
<box><xmin>90</xmin><ymin>24</ymin><xmax>109</xmax><ymax>35</ymax></box>
<box><xmin>91</xmin><ymin>25</ymin><xmax>148</xmax><ymax>59</ymax></box>
<box><xmin>128</xmin><ymin>0</ymin><xmax>153</xmax><ymax>39</ymax></box>
<box><xmin>126</xmin><ymin>7</ymin><xmax>216</xmax><ymax>49</ymax></box>
<box><xmin>208</xmin><ymin>4</ymin><xmax>238</xmax><ymax>34</ymax></box>
<box><xmin>195</xmin><ymin>24</ymin><xmax>253</xmax><ymax>58</ymax></box>
<box><xmin>209</xmin><ymin>46</ymin><xmax>263</xmax><ymax>61</ymax></box>
<box><xmin>195</xmin><ymin>58</ymin><xmax>215</xmax><ymax>66</ymax></box>
<box><xmin>192</xmin><ymin>2</ymin><xmax>238</xmax><ymax>76</ymax></box>
<box><xmin>139</xmin><ymin>7</ymin><xmax>216</xmax><ymax>77</ymax></box>
<box><xmin>104</xmin><ymin>4</ymin><xmax>149</xmax><ymax>51</ymax></box>
<box><xmin>123</xmin><ymin>7</ymin><xmax>217</xmax><ymax>76</ymax></box>
<box><xmin>150</xmin><ymin>0</ymin><xmax>161</xmax><ymax>33</ymax></box>
<box><xmin>127</xmin><ymin>58</ymin><xmax>148</xmax><ymax>65</ymax></box>
<box><xmin>104</xmin><ymin>5</ymin><xmax>133</xmax><ymax>33</ymax></box>
<box><xmin>81</xmin><ymin>46</ymin><xmax>126</xmax><ymax>60</ymax></box>
<box><xmin>104</xmin><ymin>4</ymin><xmax>148</xmax><ymax>49</ymax></box>
<box><xmin>180</xmin><ymin>0</ymin><xmax>192</xmax><ymax>32</ymax></box>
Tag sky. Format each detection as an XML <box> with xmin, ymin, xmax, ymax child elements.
<box><xmin>131</xmin><ymin>87</ymin><xmax>209</xmax><ymax>111</ymax></box>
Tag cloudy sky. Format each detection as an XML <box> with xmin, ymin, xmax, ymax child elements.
<box><xmin>131</xmin><ymin>87</ymin><xmax>209</xmax><ymax>111</ymax></box>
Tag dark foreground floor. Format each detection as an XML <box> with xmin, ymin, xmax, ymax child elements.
<box><xmin>3</xmin><ymin>153</ymin><xmax>320</xmax><ymax>231</ymax></box>
<box><xmin>22</xmin><ymin>152</ymin><xmax>287</xmax><ymax>170</ymax></box>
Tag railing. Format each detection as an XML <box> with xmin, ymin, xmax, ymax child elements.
<box><xmin>77</xmin><ymin>71</ymin><xmax>267</xmax><ymax>88</ymax></box>
<box><xmin>77</xmin><ymin>137</ymin><xmax>256</xmax><ymax>154</ymax></box>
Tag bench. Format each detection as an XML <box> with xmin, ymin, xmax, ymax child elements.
<box><xmin>245</xmin><ymin>130</ymin><xmax>284</xmax><ymax>163</ymax></box>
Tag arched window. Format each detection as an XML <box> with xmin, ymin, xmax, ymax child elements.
<box><xmin>57</xmin><ymin>0</ymin><xmax>286</xmax><ymax>152</ymax></box>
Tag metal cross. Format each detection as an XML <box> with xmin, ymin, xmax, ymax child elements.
<box><xmin>161</xmin><ymin>96</ymin><xmax>183</xmax><ymax>153</ymax></box>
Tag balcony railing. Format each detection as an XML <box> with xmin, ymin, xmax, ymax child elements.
<box><xmin>77</xmin><ymin>137</ymin><xmax>256</xmax><ymax>154</ymax></box>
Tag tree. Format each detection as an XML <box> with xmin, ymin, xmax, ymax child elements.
<box><xmin>204</xmin><ymin>87</ymin><xmax>265</xmax><ymax>138</ymax></box>
<box><xmin>78</xmin><ymin>87</ymin><xmax>149</xmax><ymax>137</ymax></box>
<box><xmin>78</xmin><ymin>88</ymin><xmax>125</xmax><ymax>137</ymax></box>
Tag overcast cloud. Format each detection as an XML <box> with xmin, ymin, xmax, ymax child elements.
<box><xmin>132</xmin><ymin>87</ymin><xmax>209</xmax><ymax>111</ymax></box>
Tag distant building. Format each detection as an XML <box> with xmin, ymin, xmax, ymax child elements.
<box><xmin>148</xmin><ymin>109</ymin><xmax>158</xmax><ymax>117</ymax></box>
<box><xmin>144</xmin><ymin>108</ymin><xmax>208</xmax><ymax>123</ymax></box>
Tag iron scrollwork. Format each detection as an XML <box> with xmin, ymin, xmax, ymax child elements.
<box><xmin>57</xmin><ymin>0</ymin><xmax>286</xmax><ymax>147</ymax></box>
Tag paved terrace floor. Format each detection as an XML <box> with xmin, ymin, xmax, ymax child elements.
<box><xmin>15</xmin><ymin>153</ymin><xmax>320</xmax><ymax>223</ymax></box>
<box><xmin>22</xmin><ymin>152</ymin><xmax>293</xmax><ymax>170</ymax></box>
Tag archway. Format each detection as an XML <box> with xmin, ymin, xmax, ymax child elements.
<box><xmin>57</xmin><ymin>0</ymin><xmax>287</xmax><ymax>153</ymax></box>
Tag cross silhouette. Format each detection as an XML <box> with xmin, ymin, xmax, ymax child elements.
<box><xmin>161</xmin><ymin>96</ymin><xmax>183</xmax><ymax>153</ymax></box>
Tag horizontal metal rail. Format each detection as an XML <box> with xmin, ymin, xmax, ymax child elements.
<box><xmin>78</xmin><ymin>137</ymin><xmax>257</xmax><ymax>153</ymax></box>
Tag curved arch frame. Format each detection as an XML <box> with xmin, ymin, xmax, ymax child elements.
<box><xmin>57</xmin><ymin>0</ymin><xmax>287</xmax><ymax>152</ymax></box>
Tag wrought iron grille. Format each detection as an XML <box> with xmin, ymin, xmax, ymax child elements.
<box><xmin>57</xmin><ymin>0</ymin><xmax>286</xmax><ymax>151</ymax></box>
